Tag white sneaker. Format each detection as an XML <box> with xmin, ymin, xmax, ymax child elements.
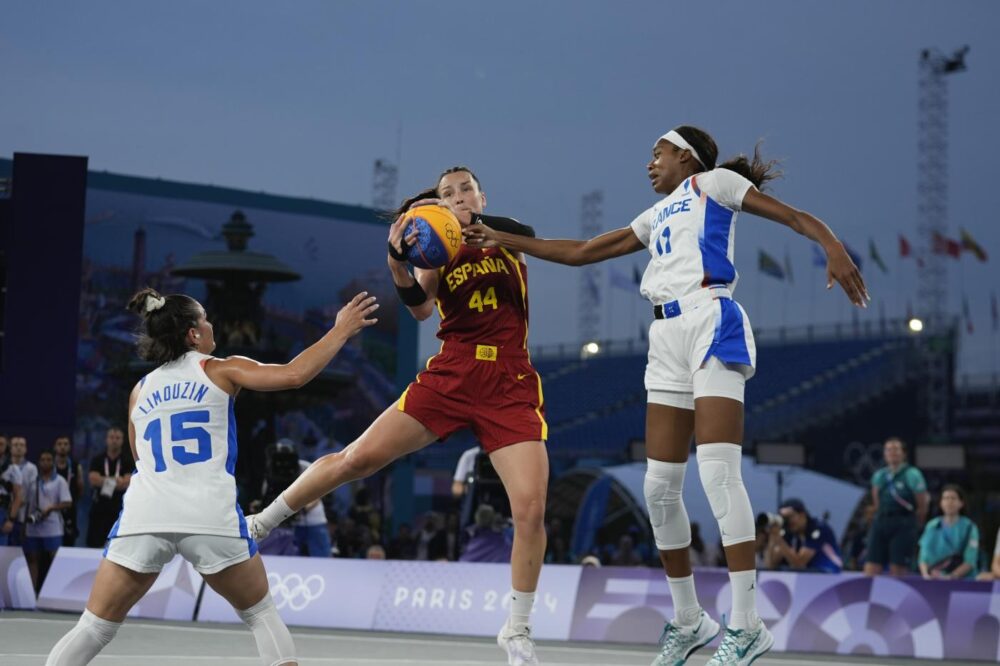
<box><xmin>651</xmin><ymin>610</ymin><xmax>721</xmax><ymax>665</ymax></box>
<box><xmin>246</xmin><ymin>513</ymin><xmax>271</xmax><ymax>542</ymax></box>
<box><xmin>706</xmin><ymin>619</ymin><xmax>774</xmax><ymax>665</ymax></box>
<box><xmin>497</xmin><ymin>622</ymin><xmax>540</xmax><ymax>666</ymax></box>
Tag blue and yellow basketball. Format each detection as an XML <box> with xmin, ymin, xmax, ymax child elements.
<box><xmin>403</xmin><ymin>205</ymin><xmax>462</xmax><ymax>269</ymax></box>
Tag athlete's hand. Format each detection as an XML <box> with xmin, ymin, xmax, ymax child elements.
<box><xmin>462</xmin><ymin>223</ymin><xmax>499</xmax><ymax>248</ymax></box>
<box><xmin>387</xmin><ymin>215</ymin><xmax>419</xmax><ymax>266</ymax></box>
<box><xmin>825</xmin><ymin>243</ymin><xmax>869</xmax><ymax>308</ymax></box>
<box><xmin>334</xmin><ymin>291</ymin><xmax>379</xmax><ymax>337</ymax></box>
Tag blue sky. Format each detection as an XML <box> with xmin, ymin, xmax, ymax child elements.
<box><xmin>2</xmin><ymin>1</ymin><xmax>998</xmax><ymax>376</ymax></box>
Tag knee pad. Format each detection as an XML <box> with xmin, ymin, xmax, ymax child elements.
<box><xmin>238</xmin><ymin>594</ymin><xmax>297</xmax><ymax>666</ymax></box>
<box><xmin>46</xmin><ymin>610</ymin><xmax>120</xmax><ymax>666</ymax></box>
<box><xmin>643</xmin><ymin>459</ymin><xmax>691</xmax><ymax>550</ymax></box>
<box><xmin>696</xmin><ymin>444</ymin><xmax>755</xmax><ymax>547</ymax></box>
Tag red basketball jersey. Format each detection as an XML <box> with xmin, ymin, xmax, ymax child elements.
<box><xmin>434</xmin><ymin>244</ymin><xmax>529</xmax><ymax>349</ymax></box>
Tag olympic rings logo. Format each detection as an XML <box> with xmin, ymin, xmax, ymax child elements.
<box><xmin>267</xmin><ymin>572</ymin><xmax>325</xmax><ymax>611</ymax></box>
<box><xmin>445</xmin><ymin>225</ymin><xmax>461</xmax><ymax>249</ymax></box>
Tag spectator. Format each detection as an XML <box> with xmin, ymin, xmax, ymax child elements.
<box><xmin>0</xmin><ymin>449</ymin><xmax>24</xmax><ymax>546</ymax></box>
<box><xmin>610</xmin><ymin>534</ymin><xmax>643</xmax><ymax>566</ymax></box>
<box><xmin>766</xmin><ymin>498</ymin><xmax>843</xmax><ymax>573</ymax></box>
<box><xmin>579</xmin><ymin>555</ymin><xmax>602</xmax><ymax>567</ymax></box>
<box><xmin>9</xmin><ymin>436</ymin><xmax>38</xmax><ymax>547</ymax></box>
<box><xmin>86</xmin><ymin>427</ymin><xmax>132</xmax><ymax>548</ymax></box>
<box><xmin>416</xmin><ymin>513</ymin><xmax>448</xmax><ymax>561</ymax></box>
<box><xmin>460</xmin><ymin>504</ymin><xmax>513</xmax><ymax>563</ymax></box>
<box><xmin>752</xmin><ymin>517</ymin><xmax>769</xmax><ymax>569</ymax></box>
<box><xmin>24</xmin><ymin>450</ymin><xmax>72</xmax><ymax>591</ymax></box>
<box><xmin>990</xmin><ymin>527</ymin><xmax>1000</xmax><ymax>581</ymax></box>
<box><xmin>388</xmin><ymin>523</ymin><xmax>418</xmax><ymax>560</ymax></box>
<box><xmin>444</xmin><ymin>513</ymin><xmax>460</xmax><ymax>561</ymax></box>
<box><xmin>348</xmin><ymin>487</ymin><xmax>380</xmax><ymax>542</ymax></box>
<box><xmin>452</xmin><ymin>445</ymin><xmax>481</xmax><ymax>498</ymax></box>
<box><xmin>864</xmin><ymin>437</ymin><xmax>928</xmax><ymax>577</ymax></box>
<box><xmin>52</xmin><ymin>435</ymin><xmax>84</xmax><ymax>547</ymax></box>
<box><xmin>285</xmin><ymin>442</ymin><xmax>331</xmax><ymax>558</ymax></box>
<box><xmin>366</xmin><ymin>544</ymin><xmax>387</xmax><ymax>560</ymax></box>
<box><xmin>841</xmin><ymin>503</ymin><xmax>876</xmax><ymax>571</ymax></box>
<box><xmin>918</xmin><ymin>484</ymin><xmax>980</xmax><ymax>580</ymax></box>
<box><xmin>0</xmin><ymin>435</ymin><xmax>9</xmax><ymax>467</ymax></box>
<box><xmin>688</xmin><ymin>522</ymin><xmax>720</xmax><ymax>568</ymax></box>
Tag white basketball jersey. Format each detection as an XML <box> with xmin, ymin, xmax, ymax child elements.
<box><xmin>630</xmin><ymin>168</ymin><xmax>754</xmax><ymax>305</ymax></box>
<box><xmin>114</xmin><ymin>351</ymin><xmax>248</xmax><ymax>538</ymax></box>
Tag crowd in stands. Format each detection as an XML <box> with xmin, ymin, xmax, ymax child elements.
<box><xmin>2</xmin><ymin>431</ymin><xmax>998</xmax><ymax>587</ymax></box>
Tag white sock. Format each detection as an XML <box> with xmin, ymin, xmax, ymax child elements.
<box><xmin>257</xmin><ymin>494</ymin><xmax>296</xmax><ymax>532</ymax></box>
<box><xmin>46</xmin><ymin>609</ymin><xmax>121</xmax><ymax>666</ymax></box>
<box><xmin>667</xmin><ymin>574</ymin><xmax>702</xmax><ymax>627</ymax></box>
<box><xmin>509</xmin><ymin>588</ymin><xmax>535</xmax><ymax>632</ymax></box>
<box><xmin>728</xmin><ymin>569</ymin><xmax>759</xmax><ymax>630</ymax></box>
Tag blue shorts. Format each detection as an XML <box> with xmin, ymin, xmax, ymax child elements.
<box><xmin>294</xmin><ymin>524</ymin><xmax>332</xmax><ymax>558</ymax></box>
<box><xmin>23</xmin><ymin>535</ymin><xmax>62</xmax><ymax>553</ymax></box>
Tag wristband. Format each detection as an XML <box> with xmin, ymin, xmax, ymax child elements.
<box><xmin>388</xmin><ymin>237</ymin><xmax>412</xmax><ymax>261</ymax></box>
<box><xmin>395</xmin><ymin>279</ymin><xmax>428</xmax><ymax>306</ymax></box>
<box><xmin>473</xmin><ymin>214</ymin><xmax>536</xmax><ymax>238</ymax></box>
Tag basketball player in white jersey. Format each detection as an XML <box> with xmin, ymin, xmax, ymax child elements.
<box><xmin>46</xmin><ymin>287</ymin><xmax>378</xmax><ymax>666</ymax></box>
<box><xmin>463</xmin><ymin>125</ymin><xmax>867</xmax><ymax>666</ymax></box>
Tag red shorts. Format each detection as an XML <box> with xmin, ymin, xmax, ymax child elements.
<box><xmin>398</xmin><ymin>341</ymin><xmax>548</xmax><ymax>453</ymax></box>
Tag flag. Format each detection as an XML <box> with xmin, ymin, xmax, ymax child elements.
<box><xmin>608</xmin><ymin>266</ymin><xmax>634</xmax><ymax>292</ymax></box>
<box><xmin>899</xmin><ymin>235</ymin><xmax>912</xmax><ymax>258</ymax></box>
<box><xmin>963</xmin><ymin>296</ymin><xmax>974</xmax><ymax>334</ymax></box>
<box><xmin>843</xmin><ymin>242</ymin><xmax>864</xmax><ymax>271</ymax></box>
<box><xmin>869</xmin><ymin>239</ymin><xmax>888</xmax><ymax>273</ymax></box>
<box><xmin>632</xmin><ymin>264</ymin><xmax>642</xmax><ymax>286</ymax></box>
<box><xmin>932</xmin><ymin>232</ymin><xmax>962</xmax><ymax>258</ymax></box>
<box><xmin>992</xmin><ymin>291</ymin><xmax>999</xmax><ymax>331</ymax></box>
<box><xmin>811</xmin><ymin>244</ymin><xmax>826</xmax><ymax>267</ymax></box>
<box><xmin>960</xmin><ymin>228</ymin><xmax>988</xmax><ymax>262</ymax></box>
<box><xmin>758</xmin><ymin>249</ymin><xmax>785</xmax><ymax>280</ymax></box>
<box><xmin>783</xmin><ymin>248</ymin><xmax>794</xmax><ymax>284</ymax></box>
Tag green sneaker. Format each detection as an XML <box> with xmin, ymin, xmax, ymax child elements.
<box><xmin>706</xmin><ymin>620</ymin><xmax>774</xmax><ymax>665</ymax></box>
<box><xmin>650</xmin><ymin>611</ymin><xmax>721</xmax><ymax>666</ymax></box>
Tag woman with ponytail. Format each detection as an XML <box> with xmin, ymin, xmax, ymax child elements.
<box><xmin>46</xmin><ymin>287</ymin><xmax>377</xmax><ymax>666</ymax></box>
<box><xmin>463</xmin><ymin>126</ymin><xmax>867</xmax><ymax>666</ymax></box>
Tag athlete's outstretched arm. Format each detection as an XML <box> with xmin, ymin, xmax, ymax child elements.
<box><xmin>463</xmin><ymin>225</ymin><xmax>644</xmax><ymax>266</ymax></box>
<box><xmin>206</xmin><ymin>292</ymin><xmax>379</xmax><ymax>394</ymax></box>
<box><xmin>742</xmin><ymin>189</ymin><xmax>869</xmax><ymax>308</ymax></box>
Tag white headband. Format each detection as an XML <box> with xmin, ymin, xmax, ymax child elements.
<box><xmin>145</xmin><ymin>295</ymin><xmax>166</xmax><ymax>313</ymax></box>
<box><xmin>659</xmin><ymin>130</ymin><xmax>705</xmax><ymax>168</ymax></box>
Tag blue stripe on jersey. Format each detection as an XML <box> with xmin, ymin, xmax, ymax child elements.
<box><xmin>704</xmin><ymin>299</ymin><xmax>752</xmax><ymax>366</ymax></box>
<box><xmin>699</xmin><ymin>196</ymin><xmax>736</xmax><ymax>286</ymax></box>
<box><xmin>225</xmin><ymin>397</ymin><xmax>237</xmax><ymax>476</ymax></box>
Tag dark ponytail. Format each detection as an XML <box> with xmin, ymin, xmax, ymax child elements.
<box><xmin>389</xmin><ymin>165</ymin><xmax>483</xmax><ymax>219</ymax></box>
<box><xmin>717</xmin><ymin>142</ymin><xmax>782</xmax><ymax>191</ymax></box>
<box><xmin>674</xmin><ymin>125</ymin><xmax>782</xmax><ymax>191</ymax></box>
<box><xmin>126</xmin><ymin>287</ymin><xmax>202</xmax><ymax>364</ymax></box>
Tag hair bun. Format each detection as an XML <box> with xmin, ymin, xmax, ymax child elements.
<box><xmin>145</xmin><ymin>295</ymin><xmax>167</xmax><ymax>313</ymax></box>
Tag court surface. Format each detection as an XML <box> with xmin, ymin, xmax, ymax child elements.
<box><xmin>2</xmin><ymin>611</ymin><xmax>972</xmax><ymax>666</ymax></box>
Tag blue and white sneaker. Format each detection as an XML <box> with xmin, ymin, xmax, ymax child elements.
<box><xmin>497</xmin><ymin>621</ymin><xmax>540</xmax><ymax>665</ymax></box>
<box><xmin>650</xmin><ymin>610</ymin><xmax>721</xmax><ymax>665</ymax></box>
<box><xmin>706</xmin><ymin>619</ymin><xmax>774</xmax><ymax>665</ymax></box>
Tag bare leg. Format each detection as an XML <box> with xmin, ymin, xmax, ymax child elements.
<box><xmin>888</xmin><ymin>564</ymin><xmax>909</xmax><ymax>577</ymax></box>
<box><xmin>863</xmin><ymin>562</ymin><xmax>883</xmax><ymax>576</ymax></box>
<box><xmin>203</xmin><ymin>554</ymin><xmax>298</xmax><ymax>666</ymax></box>
<box><xmin>26</xmin><ymin>550</ymin><xmax>40</xmax><ymax>592</ymax></box>
<box><xmin>282</xmin><ymin>404</ymin><xmax>437</xmax><ymax>511</ymax></box>
<box><xmin>645</xmin><ymin>404</ymin><xmax>695</xmax><ymax>577</ymax></box>
<box><xmin>491</xmin><ymin>440</ymin><xmax>549</xmax><ymax>593</ymax></box>
<box><xmin>85</xmin><ymin>559</ymin><xmax>159</xmax><ymax>622</ymax></box>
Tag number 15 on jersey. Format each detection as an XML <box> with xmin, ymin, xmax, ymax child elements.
<box><xmin>143</xmin><ymin>410</ymin><xmax>212</xmax><ymax>472</ymax></box>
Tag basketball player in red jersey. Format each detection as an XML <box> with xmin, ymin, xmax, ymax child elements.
<box><xmin>249</xmin><ymin>166</ymin><xmax>548</xmax><ymax>665</ymax></box>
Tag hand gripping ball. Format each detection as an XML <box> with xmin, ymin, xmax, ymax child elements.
<box><xmin>402</xmin><ymin>205</ymin><xmax>462</xmax><ymax>269</ymax></box>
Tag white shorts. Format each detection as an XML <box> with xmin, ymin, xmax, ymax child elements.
<box><xmin>105</xmin><ymin>533</ymin><xmax>258</xmax><ymax>575</ymax></box>
<box><xmin>645</xmin><ymin>294</ymin><xmax>756</xmax><ymax>405</ymax></box>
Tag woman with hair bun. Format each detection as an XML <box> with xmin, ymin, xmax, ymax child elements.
<box><xmin>45</xmin><ymin>287</ymin><xmax>378</xmax><ymax>666</ymax></box>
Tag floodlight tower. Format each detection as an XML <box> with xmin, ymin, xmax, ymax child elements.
<box><xmin>917</xmin><ymin>46</ymin><xmax>968</xmax><ymax>442</ymax></box>
<box><xmin>579</xmin><ymin>191</ymin><xmax>603</xmax><ymax>343</ymax></box>
<box><xmin>372</xmin><ymin>158</ymin><xmax>399</xmax><ymax>211</ymax></box>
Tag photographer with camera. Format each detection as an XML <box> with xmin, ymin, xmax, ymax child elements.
<box><xmin>25</xmin><ymin>449</ymin><xmax>72</xmax><ymax>592</ymax></box>
<box><xmin>256</xmin><ymin>439</ymin><xmax>331</xmax><ymax>557</ymax></box>
<box><xmin>0</xmin><ymin>447</ymin><xmax>25</xmax><ymax>546</ymax></box>
<box><xmin>764</xmin><ymin>498</ymin><xmax>843</xmax><ymax>574</ymax></box>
